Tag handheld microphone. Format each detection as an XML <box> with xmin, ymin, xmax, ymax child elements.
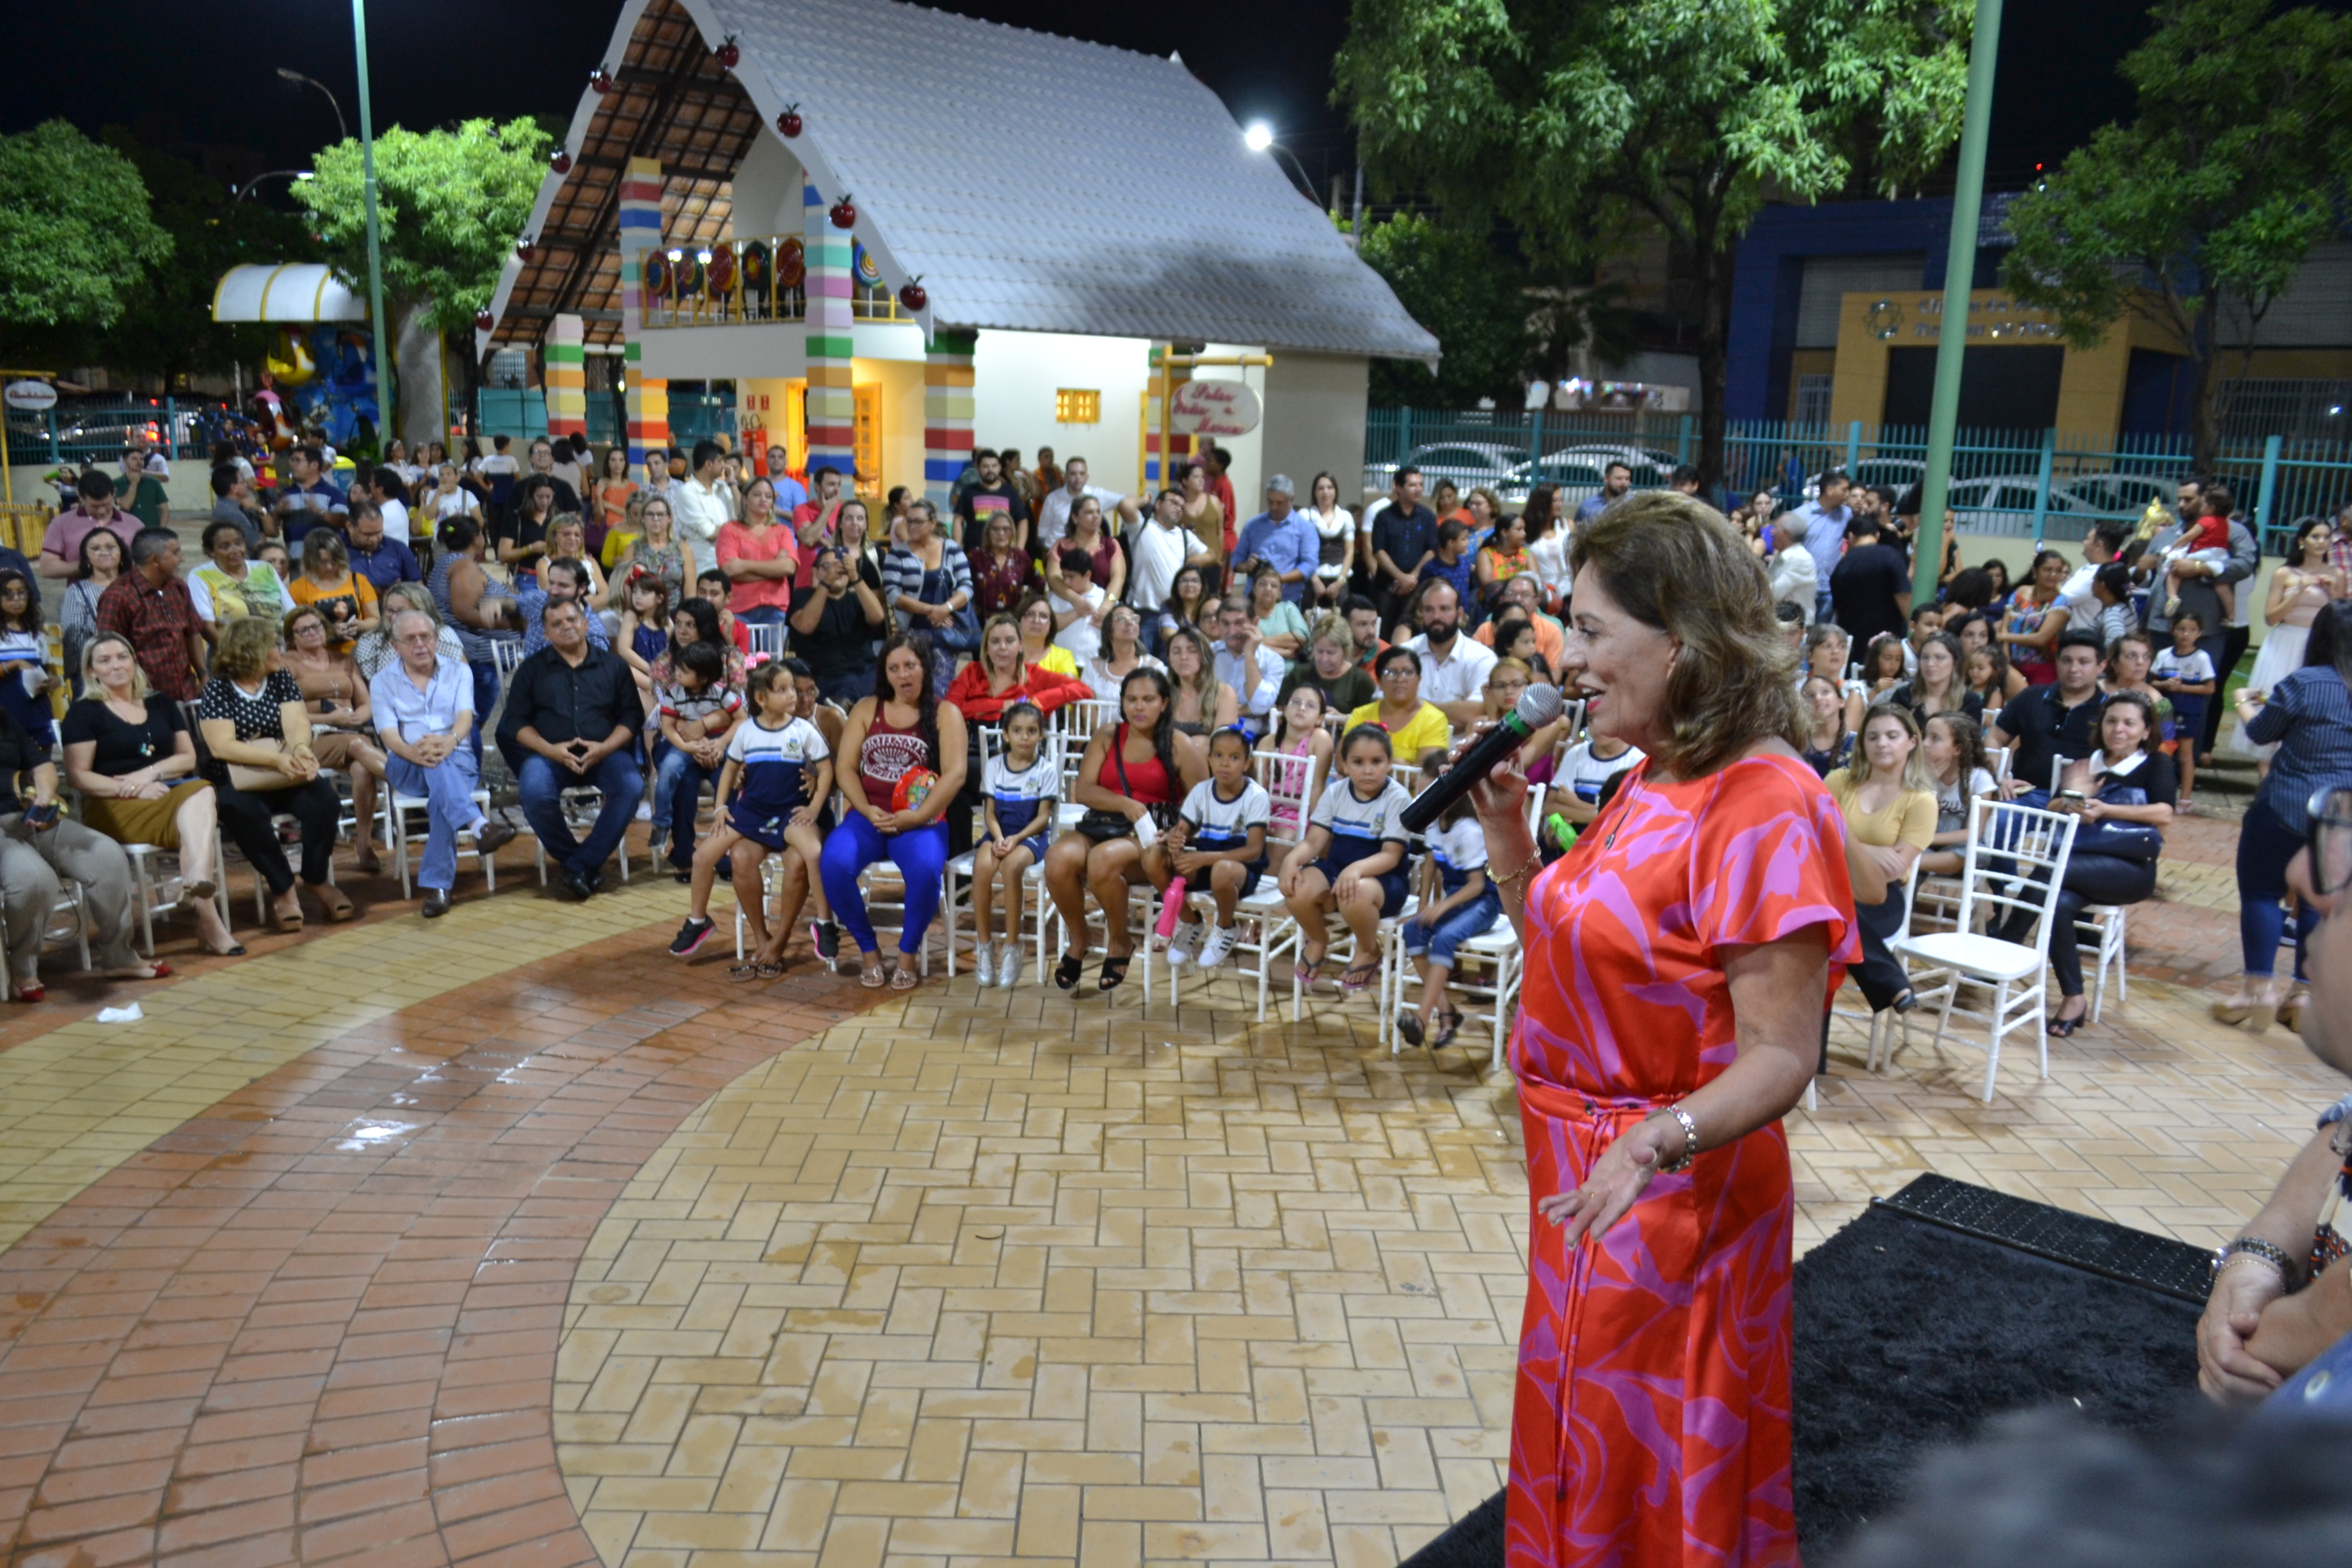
<box><xmin>1399</xmin><ymin>683</ymin><xmax>1565</xmax><ymax>834</ymax></box>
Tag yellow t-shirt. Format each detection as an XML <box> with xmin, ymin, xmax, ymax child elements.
<box><xmin>1034</xmin><ymin>644</ymin><xmax>1079</xmax><ymax>678</ymax></box>
<box><xmin>1823</xmin><ymin>767</ymin><xmax>1937</xmax><ymax>852</ymax></box>
<box><xmin>288</xmin><ymin>571</ymin><xmax>379</xmax><ymax>653</ymax></box>
<box><xmin>1347</xmin><ymin>700</ymin><xmax>1452</xmax><ymax>761</ymax></box>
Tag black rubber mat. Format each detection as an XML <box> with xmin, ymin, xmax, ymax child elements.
<box><xmin>1873</xmin><ymin>1171</ymin><xmax>2215</xmax><ymax>1302</ymax></box>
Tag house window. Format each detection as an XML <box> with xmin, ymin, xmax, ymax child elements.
<box><xmin>1794</xmin><ymin>374</ymin><xmax>1833</xmax><ymax>429</ymax></box>
<box><xmin>1056</xmin><ymin>388</ymin><xmax>1101</xmax><ymax>424</ymax></box>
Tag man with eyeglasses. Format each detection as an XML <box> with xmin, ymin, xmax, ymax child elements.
<box><xmin>370</xmin><ymin>607</ymin><xmax>516</xmax><ymax>917</ymax></box>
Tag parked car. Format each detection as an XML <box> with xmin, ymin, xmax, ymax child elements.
<box><xmin>1502</xmin><ymin>444</ymin><xmax>1677</xmax><ymax>508</ymax></box>
<box><xmin>1802</xmin><ymin>458</ymin><xmax>1926</xmax><ymax>502</ymax></box>
<box><xmin>1944</xmin><ymin>474</ymin><xmax>2094</xmax><ymax>538</ymax></box>
<box><xmin>1360</xmin><ymin>440</ymin><xmax>1529</xmax><ymax>503</ymax></box>
<box><xmin>2056</xmin><ymin>472</ymin><xmax>2174</xmax><ymax>522</ymax></box>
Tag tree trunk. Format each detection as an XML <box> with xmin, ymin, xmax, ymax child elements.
<box><xmin>2187</xmin><ymin>291</ymin><xmax>2221</xmax><ymax>473</ymax></box>
<box><xmin>1695</xmin><ymin>223</ymin><xmax>1732</xmax><ymax>497</ymax></box>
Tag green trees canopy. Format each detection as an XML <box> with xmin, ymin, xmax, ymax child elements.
<box><xmin>2002</xmin><ymin>0</ymin><xmax>2352</xmax><ymax>468</ymax></box>
<box><xmin>295</xmin><ymin>117</ymin><xmax>552</xmax><ymax>337</ymax></box>
<box><xmin>1359</xmin><ymin>214</ymin><xmax>1533</xmax><ymax>408</ymax></box>
<box><xmin>0</xmin><ymin>120</ymin><xmax>172</xmax><ymax>359</ymax></box>
<box><xmin>1335</xmin><ymin>0</ymin><xmax>1974</xmax><ymax>483</ymax></box>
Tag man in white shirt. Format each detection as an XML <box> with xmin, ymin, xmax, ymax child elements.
<box><xmin>1034</xmin><ymin>456</ymin><xmax>1117</xmax><ymax>557</ymax></box>
<box><xmin>2060</xmin><ymin>524</ymin><xmax>2129</xmax><ymax>605</ymax></box>
<box><xmin>670</xmin><ymin>439</ymin><xmax>734</xmax><ymax>579</ymax></box>
<box><xmin>1048</xmin><ymin>549</ymin><xmax>1106</xmax><ymax>664</ymax></box>
<box><xmin>1122</xmin><ymin>487</ymin><xmax>1216</xmax><ymax>615</ymax></box>
<box><xmin>1212</xmin><ymin>601</ymin><xmax>1286</xmax><ymax>736</ymax></box>
<box><xmin>1400</xmin><ymin>579</ymin><xmax>1497</xmax><ymax>729</ymax></box>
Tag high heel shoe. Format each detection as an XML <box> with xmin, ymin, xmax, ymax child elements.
<box><xmin>2210</xmin><ymin>1000</ymin><xmax>2255</xmax><ymax>1024</ymax></box>
<box><xmin>2236</xmin><ymin>1005</ymin><xmax>2278</xmax><ymax>1035</ymax></box>
<box><xmin>2278</xmin><ymin>995</ymin><xmax>2308</xmax><ymax>1032</ymax></box>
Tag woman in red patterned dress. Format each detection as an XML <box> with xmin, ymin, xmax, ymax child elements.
<box><xmin>1467</xmin><ymin>493</ymin><xmax>1860</xmax><ymax>1567</ymax></box>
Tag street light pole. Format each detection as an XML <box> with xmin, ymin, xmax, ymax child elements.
<box><xmin>275</xmin><ymin>69</ymin><xmax>347</xmax><ymax>143</ymax></box>
<box><xmin>1913</xmin><ymin>0</ymin><xmax>2004</xmax><ymax>604</ymax></box>
<box><xmin>349</xmin><ymin>0</ymin><xmax>395</xmax><ymax>447</ymax></box>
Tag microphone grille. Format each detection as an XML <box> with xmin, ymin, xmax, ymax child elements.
<box><xmin>1517</xmin><ymin>683</ymin><xmax>1565</xmax><ymax>726</ymax></box>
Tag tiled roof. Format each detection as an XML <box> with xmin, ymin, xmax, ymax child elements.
<box><xmin>487</xmin><ymin>0</ymin><xmax>1437</xmax><ymax>363</ymax></box>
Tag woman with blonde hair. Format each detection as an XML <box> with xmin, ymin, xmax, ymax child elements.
<box><xmin>1464</xmin><ymin>491</ymin><xmax>1855</xmax><ymax>1565</ymax></box>
<box><xmin>1823</xmin><ymin>700</ymin><xmax>1938</xmax><ymax>1019</ymax></box>
<box><xmin>61</xmin><ymin>633</ymin><xmax>242</xmax><ymax>956</ymax></box>
<box><xmin>197</xmin><ymin>615</ymin><xmax>353</xmax><ymax>930</ymax></box>
<box><xmin>1162</xmin><ymin>623</ymin><xmax>1237</xmax><ymax>738</ymax></box>
<box><xmin>287</xmin><ymin>529</ymin><xmax>379</xmax><ymax>653</ymax></box>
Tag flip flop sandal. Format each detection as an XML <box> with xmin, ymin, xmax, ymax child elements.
<box><xmin>728</xmin><ymin>962</ymin><xmax>767</xmax><ymax>983</ymax></box>
<box><xmin>1431</xmin><ymin>1008</ymin><xmax>1465</xmax><ymax>1049</ymax></box>
<box><xmin>1398</xmin><ymin>1011</ymin><xmax>1426</xmax><ymax>1047</ymax></box>
<box><xmin>859</xmin><ymin>956</ymin><xmax>887</xmax><ymax>989</ymax></box>
<box><xmin>889</xmin><ymin>963</ymin><xmax>919</xmax><ymax>991</ymax></box>
<box><xmin>1295</xmin><ymin>952</ymin><xmax>1328</xmax><ymax>990</ymax></box>
<box><xmin>1338</xmin><ymin>960</ymin><xmax>1381</xmax><ymax>996</ymax></box>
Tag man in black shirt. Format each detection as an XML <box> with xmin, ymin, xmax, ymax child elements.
<box><xmin>496</xmin><ymin>599</ymin><xmax>645</xmax><ymax>898</ymax></box>
<box><xmin>955</xmin><ymin>450</ymin><xmax>1031</xmax><ymax>553</ymax></box>
<box><xmin>1989</xmin><ymin>631</ymin><xmax>2108</xmax><ymax>798</ymax></box>
<box><xmin>789</xmin><ymin>546</ymin><xmax>889</xmax><ymax>708</ymax></box>
<box><xmin>1368</xmin><ymin>466</ymin><xmax>1436</xmax><ymax>635</ymax></box>
<box><xmin>1829</xmin><ymin>513</ymin><xmax>1912</xmax><ymax>650</ymax></box>
<box><xmin>524</xmin><ymin>436</ymin><xmax>583</xmax><ymax>517</ymax></box>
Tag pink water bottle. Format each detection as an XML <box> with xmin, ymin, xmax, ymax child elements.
<box><xmin>1156</xmin><ymin>877</ymin><xmax>1188</xmax><ymax>938</ymax></box>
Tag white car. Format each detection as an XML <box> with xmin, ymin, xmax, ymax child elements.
<box><xmin>2056</xmin><ymin>472</ymin><xmax>2174</xmax><ymax>523</ymax></box>
<box><xmin>1361</xmin><ymin>441</ymin><xmax>1528</xmax><ymax>502</ymax></box>
<box><xmin>1503</xmin><ymin>444</ymin><xmax>1678</xmax><ymax>508</ymax></box>
<box><xmin>1945</xmin><ymin>474</ymin><xmax>2091</xmax><ymax>538</ymax></box>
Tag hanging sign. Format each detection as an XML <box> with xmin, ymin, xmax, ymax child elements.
<box><xmin>1169</xmin><ymin>380</ymin><xmax>1260</xmax><ymax>437</ymax></box>
<box><xmin>4</xmin><ymin>381</ymin><xmax>57</xmax><ymax>412</ymax></box>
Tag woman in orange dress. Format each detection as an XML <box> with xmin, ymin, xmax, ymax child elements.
<box><xmin>1467</xmin><ymin>493</ymin><xmax>1858</xmax><ymax>1567</ymax></box>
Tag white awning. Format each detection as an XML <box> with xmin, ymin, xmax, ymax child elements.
<box><xmin>212</xmin><ymin>263</ymin><xmax>367</xmax><ymax>323</ymax></box>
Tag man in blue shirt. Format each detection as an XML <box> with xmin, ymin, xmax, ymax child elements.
<box><xmin>269</xmin><ymin>444</ymin><xmax>346</xmax><ymax>555</ymax></box>
<box><xmin>1791</xmin><ymin>469</ymin><xmax>1854</xmax><ymax>623</ymax></box>
<box><xmin>1573</xmin><ymin>461</ymin><xmax>1634</xmax><ymax>525</ymax></box>
<box><xmin>1230</xmin><ymin>476</ymin><xmax>1320</xmax><ymax>606</ymax></box>
<box><xmin>510</xmin><ymin>557</ymin><xmax>612</xmax><ymax>657</ymax></box>
<box><xmin>346</xmin><ymin>503</ymin><xmax>420</xmax><ymax>595</ymax></box>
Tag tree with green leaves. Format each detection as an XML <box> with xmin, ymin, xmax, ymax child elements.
<box><xmin>295</xmin><ymin>117</ymin><xmax>553</xmax><ymax>421</ymax></box>
<box><xmin>2002</xmin><ymin>0</ymin><xmax>2352</xmax><ymax>468</ymax></box>
<box><xmin>0</xmin><ymin>120</ymin><xmax>172</xmax><ymax>369</ymax></box>
<box><xmin>1335</xmin><ymin>0</ymin><xmax>1974</xmax><ymax>485</ymax></box>
<box><xmin>1359</xmin><ymin>214</ymin><xmax>1532</xmax><ymax>407</ymax></box>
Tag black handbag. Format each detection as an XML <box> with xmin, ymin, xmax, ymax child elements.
<box><xmin>1073</xmin><ymin>727</ymin><xmax>1175</xmax><ymax>840</ymax></box>
<box><xmin>919</xmin><ymin>560</ymin><xmax>981</xmax><ymax>653</ymax></box>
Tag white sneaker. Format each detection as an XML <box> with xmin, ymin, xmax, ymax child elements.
<box><xmin>634</xmin><ymin>799</ymin><xmax>653</xmax><ymax>822</ymax></box>
<box><xmin>1197</xmin><ymin>925</ymin><xmax>1239</xmax><ymax>970</ymax></box>
<box><xmin>974</xmin><ymin>942</ymin><xmax>997</xmax><ymax>987</ymax></box>
<box><xmin>1165</xmin><ymin>919</ymin><xmax>1209</xmax><ymax>968</ymax></box>
<box><xmin>997</xmin><ymin>941</ymin><xmax>1022</xmax><ymax>987</ymax></box>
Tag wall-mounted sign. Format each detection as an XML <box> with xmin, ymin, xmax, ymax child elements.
<box><xmin>3</xmin><ymin>380</ymin><xmax>57</xmax><ymax>412</ymax></box>
<box><xmin>1169</xmin><ymin>380</ymin><xmax>1260</xmax><ymax>437</ymax></box>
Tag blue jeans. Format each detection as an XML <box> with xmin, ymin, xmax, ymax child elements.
<box><xmin>653</xmin><ymin>742</ymin><xmax>719</xmax><ymax>869</ymax></box>
<box><xmin>385</xmin><ymin>748</ymin><xmax>483</xmax><ymax>892</ymax></box>
<box><xmin>1402</xmin><ymin>889</ymin><xmax>1503</xmax><ymax>966</ymax></box>
<box><xmin>517</xmin><ymin>748</ymin><xmax>644</xmax><ymax>881</ymax></box>
<box><xmin>819</xmin><ymin>814</ymin><xmax>948</xmax><ymax>956</ymax></box>
<box><xmin>2239</xmin><ymin>796</ymin><xmax>2318</xmax><ymax>982</ymax></box>
<box><xmin>736</xmin><ymin>605</ymin><xmax>787</xmax><ymax>628</ymax></box>
<box><xmin>467</xmin><ymin>659</ymin><xmax>498</xmax><ymax>768</ymax></box>
<box><xmin>817</xmin><ymin>671</ymin><xmax>870</xmax><ymax>710</ymax></box>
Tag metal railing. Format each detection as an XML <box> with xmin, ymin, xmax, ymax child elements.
<box><xmin>1364</xmin><ymin>409</ymin><xmax>2352</xmax><ymax>555</ymax></box>
<box><xmin>3</xmin><ymin>397</ymin><xmax>243</xmax><ymax>468</ymax></box>
<box><xmin>638</xmin><ymin>235</ymin><xmax>911</xmax><ymax>330</ymax></box>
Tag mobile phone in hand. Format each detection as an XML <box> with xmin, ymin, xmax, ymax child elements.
<box><xmin>24</xmin><ymin>802</ymin><xmax>60</xmax><ymax>830</ymax></box>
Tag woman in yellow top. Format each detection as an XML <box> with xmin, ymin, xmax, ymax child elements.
<box><xmin>1348</xmin><ymin>645</ymin><xmax>1452</xmax><ymax>759</ymax></box>
<box><xmin>286</xmin><ymin>531</ymin><xmax>379</xmax><ymax>655</ymax></box>
<box><xmin>1823</xmin><ymin>701</ymin><xmax>1938</xmax><ymax>1022</ymax></box>
<box><xmin>1015</xmin><ymin>592</ymin><xmax>1080</xmax><ymax>677</ymax></box>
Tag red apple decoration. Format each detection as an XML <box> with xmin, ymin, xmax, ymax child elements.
<box><xmin>516</xmin><ymin>238</ymin><xmax>536</xmax><ymax>262</ymax></box>
<box><xmin>474</xmin><ymin>307</ymin><xmax>495</xmax><ymax>332</ymax></box>
<box><xmin>777</xmin><ymin>103</ymin><xmax>802</xmax><ymax>137</ymax></box>
<box><xmin>589</xmin><ymin>65</ymin><xmax>613</xmax><ymax>94</ymax></box>
<box><xmin>898</xmin><ymin>277</ymin><xmax>928</xmax><ymax>312</ymax></box>
<box><xmin>713</xmin><ymin>35</ymin><xmax>740</xmax><ymax>69</ymax></box>
<box><xmin>829</xmin><ymin>195</ymin><xmax>855</xmax><ymax>229</ymax></box>
<box><xmin>550</xmin><ymin>147</ymin><xmax>572</xmax><ymax>175</ymax></box>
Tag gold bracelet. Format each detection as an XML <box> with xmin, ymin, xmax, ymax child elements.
<box><xmin>1490</xmin><ymin>849</ymin><xmax>1542</xmax><ymax>887</ymax></box>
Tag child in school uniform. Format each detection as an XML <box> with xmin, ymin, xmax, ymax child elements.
<box><xmin>972</xmin><ymin>700</ymin><xmax>1058</xmax><ymax>987</ymax></box>
<box><xmin>1278</xmin><ymin>721</ymin><xmax>1413</xmax><ymax>996</ymax></box>
<box><xmin>1399</xmin><ymin>753</ymin><xmax>1504</xmax><ymax>1049</ymax></box>
<box><xmin>1163</xmin><ymin>725</ymin><xmax>1272</xmax><ymax>972</ymax></box>
<box><xmin>2152</xmin><ymin>610</ymin><xmax>2217</xmax><ymax>810</ymax></box>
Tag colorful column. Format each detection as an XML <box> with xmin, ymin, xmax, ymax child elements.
<box><xmin>616</xmin><ymin>156</ymin><xmax>670</xmax><ymax>464</ymax></box>
<box><xmin>544</xmin><ymin>314</ymin><xmax>587</xmax><ymax>441</ymax></box>
<box><xmin>923</xmin><ymin>329</ymin><xmax>976</xmax><ymax>513</ymax></box>
<box><xmin>803</xmin><ymin>182</ymin><xmax>856</xmax><ymax>480</ymax></box>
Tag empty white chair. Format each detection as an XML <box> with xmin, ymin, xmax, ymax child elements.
<box><xmin>1886</xmin><ymin>798</ymin><xmax>2078</xmax><ymax>1102</ymax></box>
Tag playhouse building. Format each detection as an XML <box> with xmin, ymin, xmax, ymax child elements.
<box><xmin>478</xmin><ymin>0</ymin><xmax>1437</xmax><ymax>511</ymax></box>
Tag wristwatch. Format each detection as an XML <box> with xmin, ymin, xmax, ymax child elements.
<box><xmin>2212</xmin><ymin>1236</ymin><xmax>2304</xmax><ymax>1292</ymax></box>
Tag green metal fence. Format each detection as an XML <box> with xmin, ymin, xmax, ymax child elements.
<box><xmin>1363</xmin><ymin>410</ymin><xmax>2352</xmax><ymax>555</ymax></box>
<box><xmin>3</xmin><ymin>397</ymin><xmax>240</xmax><ymax>468</ymax></box>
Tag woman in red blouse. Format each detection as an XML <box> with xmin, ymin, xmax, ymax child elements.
<box><xmin>1468</xmin><ymin>493</ymin><xmax>1857</xmax><ymax>1568</ymax></box>
<box><xmin>968</xmin><ymin>512</ymin><xmax>1034</xmax><ymax>619</ymax></box>
<box><xmin>943</xmin><ymin>614</ymin><xmax>1094</xmax><ymax>723</ymax></box>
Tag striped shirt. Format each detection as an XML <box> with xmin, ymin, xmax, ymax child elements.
<box><xmin>2247</xmin><ymin>665</ymin><xmax>2352</xmax><ymax>834</ymax></box>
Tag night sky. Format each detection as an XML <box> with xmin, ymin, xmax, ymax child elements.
<box><xmin>0</xmin><ymin>0</ymin><xmax>2223</xmax><ymax>205</ymax></box>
